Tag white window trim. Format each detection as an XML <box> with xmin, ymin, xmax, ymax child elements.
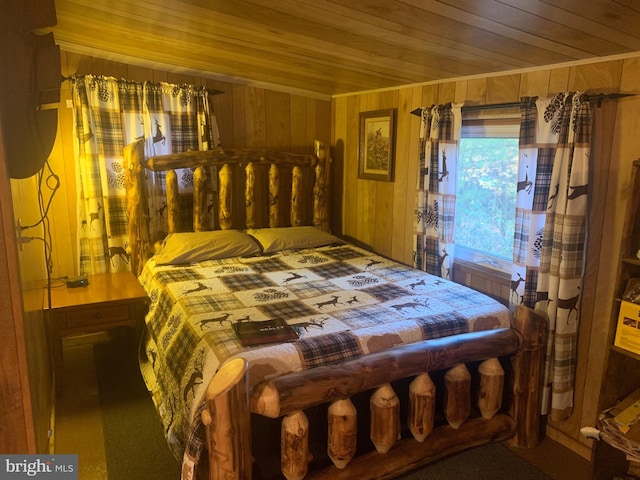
<box><xmin>454</xmin><ymin>116</ymin><xmax>519</xmax><ymax>275</ymax></box>
<box><xmin>455</xmin><ymin>245</ymin><xmax>513</xmax><ymax>276</ymax></box>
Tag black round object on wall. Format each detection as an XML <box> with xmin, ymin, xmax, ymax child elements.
<box><xmin>0</xmin><ymin>1</ymin><xmax>60</xmax><ymax>179</ymax></box>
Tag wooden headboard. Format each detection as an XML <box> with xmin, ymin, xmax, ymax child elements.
<box><xmin>123</xmin><ymin>138</ymin><xmax>331</xmax><ymax>275</ymax></box>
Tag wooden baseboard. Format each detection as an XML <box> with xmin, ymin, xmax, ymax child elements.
<box><xmin>545</xmin><ymin>424</ymin><xmax>594</xmax><ymax>461</ymax></box>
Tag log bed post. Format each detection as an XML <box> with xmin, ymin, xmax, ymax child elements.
<box><xmin>327</xmin><ymin>399</ymin><xmax>357</xmax><ymax>468</ymax></box>
<box><xmin>508</xmin><ymin>305</ymin><xmax>547</xmax><ymax>448</ymax></box>
<box><xmin>408</xmin><ymin>373</ymin><xmax>435</xmax><ymax>442</ymax></box>
<box><xmin>245</xmin><ymin>163</ymin><xmax>256</xmax><ymax>229</ymax></box>
<box><xmin>282</xmin><ymin>410</ymin><xmax>312</xmax><ymax>480</ymax></box>
<box><xmin>291</xmin><ymin>166</ymin><xmax>303</xmax><ymax>227</ymax></box>
<box><xmin>166</xmin><ymin>169</ymin><xmax>179</xmax><ymax>234</ymax></box>
<box><xmin>123</xmin><ymin>138</ymin><xmax>152</xmax><ymax>276</ymax></box>
<box><xmin>313</xmin><ymin>140</ymin><xmax>330</xmax><ymax>232</ymax></box>
<box><xmin>193</xmin><ymin>166</ymin><xmax>208</xmax><ymax>231</ymax></box>
<box><xmin>444</xmin><ymin>364</ymin><xmax>471</xmax><ymax>429</ymax></box>
<box><xmin>269</xmin><ymin>163</ymin><xmax>280</xmax><ymax>227</ymax></box>
<box><xmin>370</xmin><ymin>384</ymin><xmax>400</xmax><ymax>454</ymax></box>
<box><xmin>201</xmin><ymin>358</ymin><xmax>251</xmax><ymax>480</ymax></box>
<box><xmin>218</xmin><ymin>164</ymin><xmax>232</xmax><ymax>229</ymax></box>
<box><xmin>478</xmin><ymin>358</ymin><xmax>504</xmax><ymax>419</ymax></box>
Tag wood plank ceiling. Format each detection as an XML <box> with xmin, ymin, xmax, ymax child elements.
<box><xmin>46</xmin><ymin>0</ymin><xmax>640</xmax><ymax>99</ymax></box>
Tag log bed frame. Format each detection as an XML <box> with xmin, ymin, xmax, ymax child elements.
<box><xmin>123</xmin><ymin>138</ymin><xmax>546</xmax><ymax>480</ymax></box>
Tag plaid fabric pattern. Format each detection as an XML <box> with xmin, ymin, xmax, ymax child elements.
<box><xmin>510</xmin><ymin>93</ymin><xmax>591</xmax><ymax>419</ymax></box>
<box><xmin>286</xmin><ymin>280</ymin><xmax>340</xmax><ymax>299</ymax></box>
<box><xmin>72</xmin><ymin>76</ymin><xmax>220</xmax><ymax>275</ymax></box>
<box><xmin>138</xmin><ymin>243</ymin><xmax>512</xmax><ymax>473</ymax></box>
<box><xmin>165</xmin><ymin>324</ymin><xmax>199</xmax><ymax>382</ymax></box>
<box><xmin>323</xmin><ymin>247</ymin><xmax>367</xmax><ymax>262</ymax></box>
<box><xmin>437</xmin><ymin>288</ymin><xmax>486</xmax><ymax>306</ymax></box>
<box><xmin>309</xmin><ymin>261</ymin><xmax>362</xmax><ymax>279</ymax></box>
<box><xmin>180</xmin><ymin>293</ymin><xmax>243</xmax><ymax>314</ymax></box>
<box><xmin>246</xmin><ymin>256</ymin><xmax>290</xmax><ymax>273</ymax></box>
<box><xmin>170</xmin><ymin>112</ymin><xmax>199</xmax><ymax>152</ymax></box>
<box><xmin>512</xmin><ymin>209</ymin><xmax>530</xmax><ymax>264</ymax></box>
<box><xmin>258</xmin><ymin>300</ymin><xmax>321</xmax><ymax>321</ymax></box>
<box><xmin>118</xmin><ymin>80</ymin><xmax>144</xmax><ymax>112</ymax></box>
<box><xmin>220</xmin><ymin>273</ymin><xmax>276</xmax><ymax>290</ymax></box>
<box><xmin>95</xmin><ymin>109</ymin><xmax>126</xmax><ymax>157</ymax></box>
<box><xmin>332</xmin><ymin>305</ymin><xmax>400</xmax><ymax>328</ymax></box>
<box><xmin>532</xmin><ymin>148</ymin><xmax>554</xmax><ymax>211</ymax></box>
<box><xmin>440</xmin><ymin>194</ymin><xmax>456</xmax><ymax>243</ymax></box>
<box><xmin>523</xmin><ymin>269</ymin><xmax>539</xmax><ymax>308</ymax></box>
<box><xmin>297</xmin><ymin>331</ymin><xmax>362</xmax><ymax>368</ymax></box>
<box><xmin>106</xmin><ymin>197</ymin><xmax>128</xmax><ymax>237</ymax></box>
<box><xmin>424</xmin><ymin>237</ymin><xmax>440</xmax><ymax>276</ymax></box>
<box><xmin>413</xmin><ymin>104</ymin><xmax>462</xmax><ymax>279</ymax></box>
<box><xmin>415</xmin><ymin>312</ymin><xmax>468</xmax><ymax>339</ymax></box>
<box><xmin>147</xmin><ymin>294</ymin><xmax>175</xmax><ymax>340</ymax></box>
<box><xmin>549</xmin><ymin>331</ymin><xmax>577</xmax><ymax>391</ymax></box>
<box><xmin>518</xmin><ymin>97</ymin><xmax>537</xmax><ymax>146</ymax></box>
<box><xmin>155</xmin><ymin>269</ymin><xmax>203</xmax><ymax>284</ymax></box>
<box><xmin>362</xmin><ymin>283</ymin><xmax>411</xmax><ymax>302</ymax></box>
<box><xmin>376</xmin><ymin>265</ymin><xmax>427</xmax><ymax>283</ymax></box>
<box><xmin>429</xmin><ymin>139</ymin><xmax>441</xmax><ymax>192</ymax></box>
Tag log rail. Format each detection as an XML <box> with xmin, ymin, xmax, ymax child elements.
<box><xmin>201</xmin><ymin>306</ymin><xmax>546</xmax><ymax>480</ymax></box>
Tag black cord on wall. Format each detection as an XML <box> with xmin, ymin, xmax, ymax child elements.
<box><xmin>20</xmin><ymin>157</ymin><xmax>60</xmax><ymax>307</ymax></box>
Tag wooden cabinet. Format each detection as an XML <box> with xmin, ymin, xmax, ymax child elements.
<box><xmin>48</xmin><ymin>271</ymin><xmax>148</xmax><ymax>396</ymax></box>
<box><xmin>594</xmin><ymin>159</ymin><xmax>640</xmax><ymax>479</ymax></box>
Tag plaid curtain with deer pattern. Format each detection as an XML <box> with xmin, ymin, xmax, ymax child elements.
<box><xmin>510</xmin><ymin>93</ymin><xmax>591</xmax><ymax>420</ymax></box>
<box><xmin>413</xmin><ymin>103</ymin><xmax>463</xmax><ymax>278</ymax></box>
<box><xmin>71</xmin><ymin>75</ymin><xmax>220</xmax><ymax>275</ymax></box>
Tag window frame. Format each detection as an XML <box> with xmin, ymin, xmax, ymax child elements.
<box><xmin>453</xmin><ymin>114</ymin><xmax>520</xmax><ymax>276</ymax></box>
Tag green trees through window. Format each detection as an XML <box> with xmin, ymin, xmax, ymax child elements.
<box><xmin>454</xmin><ymin>137</ymin><xmax>519</xmax><ymax>260</ymax></box>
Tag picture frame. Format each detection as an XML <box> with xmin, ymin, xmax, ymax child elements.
<box><xmin>358</xmin><ymin>108</ymin><xmax>396</xmax><ymax>181</ymax></box>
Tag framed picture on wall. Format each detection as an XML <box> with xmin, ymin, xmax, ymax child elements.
<box><xmin>358</xmin><ymin>108</ymin><xmax>396</xmax><ymax>181</ymax></box>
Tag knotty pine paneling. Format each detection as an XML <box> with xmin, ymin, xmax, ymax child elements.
<box><xmin>46</xmin><ymin>51</ymin><xmax>331</xmax><ymax>279</ymax></box>
<box><xmin>331</xmin><ymin>56</ymin><xmax>640</xmax><ymax>460</ymax></box>
<box><xmin>48</xmin><ymin>1</ymin><xmax>640</xmax><ymax>97</ymax></box>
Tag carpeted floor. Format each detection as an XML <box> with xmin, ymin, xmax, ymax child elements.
<box><xmin>94</xmin><ymin>334</ymin><xmax>181</xmax><ymax>480</ymax></box>
<box><xmin>94</xmin><ymin>333</ymin><xmax>552</xmax><ymax>480</ymax></box>
<box><xmin>396</xmin><ymin>442</ymin><xmax>550</xmax><ymax>480</ymax></box>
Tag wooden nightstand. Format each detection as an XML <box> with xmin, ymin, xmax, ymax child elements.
<box><xmin>48</xmin><ymin>271</ymin><xmax>148</xmax><ymax>396</ymax></box>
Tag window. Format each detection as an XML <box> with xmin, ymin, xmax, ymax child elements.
<box><xmin>453</xmin><ymin>116</ymin><xmax>519</xmax><ymax>273</ymax></box>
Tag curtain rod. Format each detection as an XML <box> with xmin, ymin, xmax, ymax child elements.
<box><xmin>409</xmin><ymin>93</ymin><xmax>636</xmax><ymax>117</ymax></box>
<box><xmin>61</xmin><ymin>74</ymin><xmax>224</xmax><ymax>96</ymax></box>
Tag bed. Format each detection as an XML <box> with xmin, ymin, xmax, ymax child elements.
<box><xmin>123</xmin><ymin>138</ymin><xmax>546</xmax><ymax>480</ymax></box>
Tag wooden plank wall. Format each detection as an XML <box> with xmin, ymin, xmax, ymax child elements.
<box><xmin>42</xmin><ymin>51</ymin><xmax>332</xmax><ymax>279</ymax></box>
<box><xmin>332</xmin><ymin>55</ymin><xmax>640</xmax><ymax>460</ymax></box>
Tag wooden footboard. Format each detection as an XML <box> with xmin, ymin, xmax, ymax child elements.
<box><xmin>201</xmin><ymin>306</ymin><xmax>546</xmax><ymax>480</ymax></box>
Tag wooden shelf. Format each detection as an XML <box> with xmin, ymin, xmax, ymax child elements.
<box><xmin>622</xmin><ymin>257</ymin><xmax>640</xmax><ymax>267</ymax></box>
<box><xmin>611</xmin><ymin>345</ymin><xmax>640</xmax><ymax>362</ymax></box>
<box><xmin>595</xmin><ymin>159</ymin><xmax>640</xmax><ymax>479</ymax></box>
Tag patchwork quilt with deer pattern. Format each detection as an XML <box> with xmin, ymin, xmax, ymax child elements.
<box><xmin>137</xmin><ymin>243</ymin><xmax>512</xmax><ymax>470</ymax></box>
